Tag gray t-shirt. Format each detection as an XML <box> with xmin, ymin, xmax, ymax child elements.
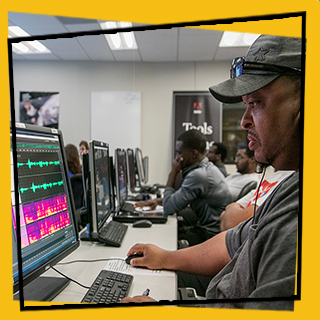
<box><xmin>205</xmin><ymin>171</ymin><xmax>299</xmax><ymax>310</ymax></box>
<box><xmin>163</xmin><ymin>157</ymin><xmax>232</xmax><ymax>238</ymax></box>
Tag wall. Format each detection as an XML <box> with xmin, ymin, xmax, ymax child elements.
<box><xmin>12</xmin><ymin>59</ymin><xmax>231</xmax><ymax>185</ymax></box>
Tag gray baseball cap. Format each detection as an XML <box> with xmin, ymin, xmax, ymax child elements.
<box><xmin>209</xmin><ymin>35</ymin><xmax>302</xmax><ymax>103</ymax></box>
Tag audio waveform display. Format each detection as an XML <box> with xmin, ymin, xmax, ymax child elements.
<box><xmin>17</xmin><ymin>159</ymin><xmax>60</xmax><ymax>169</ymax></box>
<box><xmin>16</xmin><ymin>143</ymin><xmax>58</xmax><ymax>149</ymax></box>
<box><xmin>12</xmin><ymin>195</ymin><xmax>70</xmax><ymax>248</ymax></box>
<box><xmin>20</xmin><ymin>180</ymin><xmax>64</xmax><ymax>194</ymax></box>
<box><xmin>22</xmin><ymin>195</ymin><xmax>68</xmax><ymax>224</ymax></box>
<box><xmin>26</xmin><ymin>210</ymin><xmax>71</xmax><ymax>245</ymax></box>
<box><xmin>12</xmin><ymin>206</ymin><xmax>29</xmax><ymax>248</ymax></box>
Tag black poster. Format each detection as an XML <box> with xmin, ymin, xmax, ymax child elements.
<box><xmin>173</xmin><ymin>91</ymin><xmax>221</xmax><ymax>158</ymax></box>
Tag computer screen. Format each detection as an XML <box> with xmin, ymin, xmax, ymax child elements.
<box><xmin>135</xmin><ymin>148</ymin><xmax>145</xmax><ymax>186</ymax></box>
<box><xmin>11</xmin><ymin>123</ymin><xmax>79</xmax><ymax>296</ymax></box>
<box><xmin>89</xmin><ymin>141</ymin><xmax>112</xmax><ymax>234</ymax></box>
<box><xmin>126</xmin><ymin>148</ymin><xmax>137</xmax><ymax>192</ymax></box>
<box><xmin>114</xmin><ymin>148</ymin><xmax>127</xmax><ymax>208</ymax></box>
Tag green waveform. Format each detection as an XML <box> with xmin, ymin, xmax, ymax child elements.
<box><xmin>14</xmin><ymin>143</ymin><xmax>58</xmax><ymax>149</ymax></box>
<box><xmin>20</xmin><ymin>180</ymin><xmax>64</xmax><ymax>194</ymax></box>
<box><xmin>17</xmin><ymin>159</ymin><xmax>60</xmax><ymax>169</ymax></box>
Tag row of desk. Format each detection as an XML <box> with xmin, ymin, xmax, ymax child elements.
<box><xmin>45</xmin><ymin>215</ymin><xmax>178</xmax><ymax>303</ymax></box>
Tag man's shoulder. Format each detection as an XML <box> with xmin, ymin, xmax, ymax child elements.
<box><xmin>227</xmin><ymin>172</ymin><xmax>258</xmax><ymax>181</ymax></box>
<box><xmin>184</xmin><ymin>159</ymin><xmax>220</xmax><ymax>183</ymax></box>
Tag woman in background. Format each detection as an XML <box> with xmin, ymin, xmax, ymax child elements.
<box><xmin>65</xmin><ymin>144</ymin><xmax>82</xmax><ymax>178</ymax></box>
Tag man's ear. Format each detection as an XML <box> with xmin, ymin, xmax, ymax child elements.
<box><xmin>192</xmin><ymin>149</ymin><xmax>199</xmax><ymax>159</ymax></box>
<box><xmin>249</xmin><ymin>156</ymin><xmax>256</xmax><ymax>165</ymax></box>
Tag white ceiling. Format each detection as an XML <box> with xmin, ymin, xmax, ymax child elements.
<box><xmin>8</xmin><ymin>12</ymin><xmax>250</xmax><ymax>63</ymax></box>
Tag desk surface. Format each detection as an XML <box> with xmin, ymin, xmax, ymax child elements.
<box><xmin>49</xmin><ymin>216</ymin><xmax>177</xmax><ymax>303</ymax></box>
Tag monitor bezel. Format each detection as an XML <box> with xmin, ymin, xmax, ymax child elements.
<box><xmin>88</xmin><ymin>140</ymin><xmax>113</xmax><ymax>234</ymax></box>
<box><xmin>126</xmin><ymin>148</ymin><xmax>137</xmax><ymax>193</ymax></box>
<box><xmin>135</xmin><ymin>148</ymin><xmax>145</xmax><ymax>186</ymax></box>
<box><xmin>142</xmin><ymin>155</ymin><xmax>149</xmax><ymax>184</ymax></box>
<box><xmin>114</xmin><ymin>148</ymin><xmax>128</xmax><ymax>209</ymax></box>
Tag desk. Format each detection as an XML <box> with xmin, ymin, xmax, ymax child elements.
<box><xmin>47</xmin><ymin>215</ymin><xmax>177</xmax><ymax>303</ymax></box>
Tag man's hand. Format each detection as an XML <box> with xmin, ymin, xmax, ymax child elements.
<box><xmin>171</xmin><ymin>156</ymin><xmax>183</xmax><ymax>175</ymax></box>
<box><xmin>126</xmin><ymin>243</ymin><xmax>170</xmax><ymax>270</ymax></box>
<box><xmin>119</xmin><ymin>295</ymin><xmax>157</xmax><ymax>303</ymax></box>
<box><xmin>166</xmin><ymin>156</ymin><xmax>183</xmax><ymax>189</ymax></box>
<box><xmin>134</xmin><ymin>199</ymin><xmax>162</xmax><ymax>210</ymax></box>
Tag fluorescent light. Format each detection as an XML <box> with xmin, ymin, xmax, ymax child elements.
<box><xmin>110</xmin><ymin>33</ymin><xmax>122</xmax><ymax>49</ymax></box>
<box><xmin>219</xmin><ymin>32</ymin><xmax>260</xmax><ymax>47</ymax></box>
<box><xmin>243</xmin><ymin>33</ymin><xmax>259</xmax><ymax>45</ymax></box>
<box><xmin>28</xmin><ymin>40</ymin><xmax>47</xmax><ymax>52</ymax></box>
<box><xmin>223</xmin><ymin>32</ymin><xmax>239</xmax><ymax>46</ymax></box>
<box><xmin>9</xmin><ymin>26</ymin><xmax>29</xmax><ymax>37</ymax></box>
<box><xmin>8</xmin><ymin>26</ymin><xmax>51</xmax><ymax>54</ymax></box>
<box><xmin>119</xmin><ymin>22</ymin><xmax>135</xmax><ymax>48</ymax></box>
<box><xmin>12</xmin><ymin>42</ymin><xmax>29</xmax><ymax>53</ymax></box>
<box><xmin>100</xmin><ymin>21</ymin><xmax>138</xmax><ymax>50</ymax></box>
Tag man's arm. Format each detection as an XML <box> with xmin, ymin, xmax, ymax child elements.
<box><xmin>127</xmin><ymin>231</ymin><xmax>231</xmax><ymax>277</ymax></box>
<box><xmin>163</xmin><ymin>160</ymin><xmax>206</xmax><ymax>215</ymax></box>
<box><xmin>220</xmin><ymin>203</ymin><xmax>257</xmax><ymax>231</ymax></box>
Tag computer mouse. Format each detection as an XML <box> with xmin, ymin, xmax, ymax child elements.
<box><xmin>125</xmin><ymin>252</ymin><xmax>144</xmax><ymax>265</ymax></box>
<box><xmin>132</xmin><ymin>219</ymin><xmax>152</xmax><ymax>228</ymax></box>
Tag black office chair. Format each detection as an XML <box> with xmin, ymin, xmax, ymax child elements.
<box><xmin>70</xmin><ymin>173</ymin><xmax>85</xmax><ymax>230</ymax></box>
<box><xmin>236</xmin><ymin>180</ymin><xmax>258</xmax><ymax>200</ymax></box>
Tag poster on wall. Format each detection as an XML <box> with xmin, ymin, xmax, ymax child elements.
<box><xmin>19</xmin><ymin>91</ymin><xmax>60</xmax><ymax>129</ymax></box>
<box><xmin>173</xmin><ymin>91</ymin><xmax>222</xmax><ymax>158</ymax></box>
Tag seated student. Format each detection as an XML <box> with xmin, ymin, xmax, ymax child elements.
<box><xmin>225</xmin><ymin>143</ymin><xmax>259</xmax><ymax>201</ymax></box>
<box><xmin>65</xmin><ymin>144</ymin><xmax>82</xmax><ymax>178</ymax></box>
<box><xmin>138</xmin><ymin>130</ymin><xmax>232</xmax><ymax>246</ymax></box>
<box><xmin>220</xmin><ymin>169</ymin><xmax>293</xmax><ymax>231</ymax></box>
<box><xmin>206</xmin><ymin>142</ymin><xmax>228</xmax><ymax>177</ymax></box>
<box><xmin>120</xmin><ymin>34</ymin><xmax>301</xmax><ymax>310</ymax></box>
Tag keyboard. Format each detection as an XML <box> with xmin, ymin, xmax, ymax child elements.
<box><xmin>121</xmin><ymin>201</ymin><xmax>135</xmax><ymax>213</ymax></box>
<box><xmin>98</xmin><ymin>220</ymin><xmax>128</xmax><ymax>247</ymax></box>
<box><xmin>81</xmin><ymin>270</ymin><xmax>133</xmax><ymax>304</ymax></box>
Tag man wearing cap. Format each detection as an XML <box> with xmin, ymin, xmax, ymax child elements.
<box><xmin>120</xmin><ymin>35</ymin><xmax>301</xmax><ymax>310</ymax></box>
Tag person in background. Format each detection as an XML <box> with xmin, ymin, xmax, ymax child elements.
<box><xmin>65</xmin><ymin>144</ymin><xmax>82</xmax><ymax>178</ymax></box>
<box><xmin>220</xmin><ymin>169</ymin><xmax>294</xmax><ymax>231</ymax></box>
<box><xmin>162</xmin><ymin>129</ymin><xmax>232</xmax><ymax>246</ymax></box>
<box><xmin>79</xmin><ymin>140</ymin><xmax>89</xmax><ymax>158</ymax></box>
<box><xmin>225</xmin><ymin>142</ymin><xmax>259</xmax><ymax>201</ymax></box>
<box><xmin>207</xmin><ymin>142</ymin><xmax>228</xmax><ymax>177</ymax></box>
<box><xmin>120</xmin><ymin>34</ymin><xmax>301</xmax><ymax>310</ymax></box>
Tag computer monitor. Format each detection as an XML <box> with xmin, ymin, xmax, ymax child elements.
<box><xmin>126</xmin><ymin>148</ymin><xmax>137</xmax><ymax>192</ymax></box>
<box><xmin>114</xmin><ymin>148</ymin><xmax>127</xmax><ymax>209</ymax></box>
<box><xmin>135</xmin><ymin>148</ymin><xmax>145</xmax><ymax>187</ymax></box>
<box><xmin>142</xmin><ymin>156</ymin><xmax>149</xmax><ymax>184</ymax></box>
<box><xmin>80</xmin><ymin>141</ymin><xmax>113</xmax><ymax>241</ymax></box>
<box><xmin>89</xmin><ymin>140</ymin><xmax>113</xmax><ymax>235</ymax></box>
<box><xmin>11</xmin><ymin>123</ymin><xmax>79</xmax><ymax>301</ymax></box>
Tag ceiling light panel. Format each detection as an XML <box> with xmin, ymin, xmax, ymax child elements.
<box><xmin>8</xmin><ymin>26</ymin><xmax>51</xmax><ymax>54</ymax></box>
<box><xmin>219</xmin><ymin>32</ymin><xmax>260</xmax><ymax>47</ymax></box>
<box><xmin>100</xmin><ymin>21</ymin><xmax>138</xmax><ymax>50</ymax></box>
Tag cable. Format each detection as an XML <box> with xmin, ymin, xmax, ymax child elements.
<box><xmin>52</xmin><ymin>258</ymin><xmax>126</xmax><ymax>289</ymax></box>
<box><xmin>252</xmin><ymin>165</ymin><xmax>267</xmax><ymax>220</ymax></box>
<box><xmin>50</xmin><ymin>265</ymin><xmax>90</xmax><ymax>289</ymax></box>
<box><xmin>57</xmin><ymin>257</ymin><xmax>125</xmax><ymax>265</ymax></box>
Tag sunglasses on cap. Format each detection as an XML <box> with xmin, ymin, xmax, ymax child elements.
<box><xmin>230</xmin><ymin>57</ymin><xmax>301</xmax><ymax>78</ymax></box>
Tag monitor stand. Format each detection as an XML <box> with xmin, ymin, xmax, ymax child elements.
<box><xmin>14</xmin><ymin>276</ymin><xmax>70</xmax><ymax>301</ymax></box>
<box><xmin>79</xmin><ymin>225</ymin><xmax>99</xmax><ymax>242</ymax></box>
